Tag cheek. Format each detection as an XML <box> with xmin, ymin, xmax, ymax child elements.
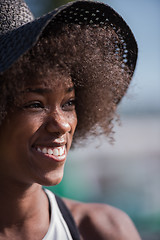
<box><xmin>1</xmin><ymin>113</ymin><xmax>43</xmax><ymax>148</ymax></box>
<box><xmin>66</xmin><ymin>114</ymin><xmax>77</xmax><ymax>150</ymax></box>
<box><xmin>70</xmin><ymin>113</ymin><xmax>77</xmax><ymax>135</ymax></box>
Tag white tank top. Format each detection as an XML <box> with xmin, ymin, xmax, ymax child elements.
<box><xmin>43</xmin><ymin>189</ymin><xmax>73</xmax><ymax>240</ymax></box>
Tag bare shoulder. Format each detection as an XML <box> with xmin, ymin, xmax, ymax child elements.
<box><xmin>63</xmin><ymin>198</ymin><xmax>141</xmax><ymax>240</ymax></box>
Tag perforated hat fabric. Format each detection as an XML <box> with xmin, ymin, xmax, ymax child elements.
<box><xmin>0</xmin><ymin>0</ymin><xmax>34</xmax><ymax>33</ymax></box>
<box><xmin>0</xmin><ymin>0</ymin><xmax>138</xmax><ymax>74</ymax></box>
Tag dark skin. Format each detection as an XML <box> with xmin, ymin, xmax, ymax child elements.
<box><xmin>0</xmin><ymin>73</ymin><xmax>141</xmax><ymax>240</ymax></box>
<box><xmin>64</xmin><ymin>199</ymin><xmax>141</xmax><ymax>240</ymax></box>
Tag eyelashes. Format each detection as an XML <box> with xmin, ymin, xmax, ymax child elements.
<box><xmin>23</xmin><ymin>98</ymin><xmax>76</xmax><ymax>112</ymax></box>
<box><xmin>62</xmin><ymin>99</ymin><xmax>76</xmax><ymax>111</ymax></box>
<box><xmin>23</xmin><ymin>101</ymin><xmax>44</xmax><ymax>109</ymax></box>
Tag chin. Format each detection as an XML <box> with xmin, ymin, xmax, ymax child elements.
<box><xmin>36</xmin><ymin>168</ymin><xmax>64</xmax><ymax>187</ymax></box>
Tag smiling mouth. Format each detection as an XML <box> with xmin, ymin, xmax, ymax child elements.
<box><xmin>34</xmin><ymin>145</ymin><xmax>66</xmax><ymax>161</ymax></box>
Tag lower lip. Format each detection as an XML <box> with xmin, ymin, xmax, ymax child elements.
<box><xmin>31</xmin><ymin>147</ymin><xmax>66</xmax><ymax>163</ymax></box>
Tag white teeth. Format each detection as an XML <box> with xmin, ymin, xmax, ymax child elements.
<box><xmin>59</xmin><ymin>147</ymin><xmax>63</xmax><ymax>155</ymax></box>
<box><xmin>42</xmin><ymin>148</ymin><xmax>47</xmax><ymax>154</ymax></box>
<box><xmin>53</xmin><ymin>148</ymin><xmax>59</xmax><ymax>156</ymax></box>
<box><xmin>36</xmin><ymin>146</ymin><xmax>65</xmax><ymax>157</ymax></box>
<box><xmin>37</xmin><ymin>147</ymin><xmax>42</xmax><ymax>153</ymax></box>
<box><xmin>47</xmin><ymin>148</ymin><xmax>53</xmax><ymax>155</ymax></box>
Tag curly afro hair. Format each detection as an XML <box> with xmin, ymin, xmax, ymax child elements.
<box><xmin>0</xmin><ymin>22</ymin><xmax>132</xmax><ymax>145</ymax></box>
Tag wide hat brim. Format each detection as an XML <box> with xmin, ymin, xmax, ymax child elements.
<box><xmin>0</xmin><ymin>0</ymin><xmax>138</xmax><ymax>74</ymax></box>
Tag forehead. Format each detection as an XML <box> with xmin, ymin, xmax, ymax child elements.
<box><xmin>22</xmin><ymin>68</ymin><xmax>74</xmax><ymax>90</ymax></box>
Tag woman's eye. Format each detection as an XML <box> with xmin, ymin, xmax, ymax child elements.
<box><xmin>62</xmin><ymin>99</ymin><xmax>76</xmax><ymax>111</ymax></box>
<box><xmin>23</xmin><ymin>102</ymin><xmax>44</xmax><ymax>109</ymax></box>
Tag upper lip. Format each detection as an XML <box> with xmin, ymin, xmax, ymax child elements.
<box><xmin>31</xmin><ymin>135</ymin><xmax>67</xmax><ymax>149</ymax></box>
<box><xmin>32</xmin><ymin>137</ymin><xmax>67</xmax><ymax>148</ymax></box>
<box><xmin>32</xmin><ymin>142</ymin><xmax>66</xmax><ymax>148</ymax></box>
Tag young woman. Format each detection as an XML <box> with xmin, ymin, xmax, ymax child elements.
<box><xmin>0</xmin><ymin>0</ymin><xmax>141</xmax><ymax>239</ymax></box>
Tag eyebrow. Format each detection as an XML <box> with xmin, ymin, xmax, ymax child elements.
<box><xmin>24</xmin><ymin>88</ymin><xmax>52</xmax><ymax>94</ymax></box>
<box><xmin>22</xmin><ymin>86</ymin><xmax>75</xmax><ymax>94</ymax></box>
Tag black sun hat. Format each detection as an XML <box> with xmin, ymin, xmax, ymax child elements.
<box><xmin>0</xmin><ymin>0</ymin><xmax>138</xmax><ymax>74</ymax></box>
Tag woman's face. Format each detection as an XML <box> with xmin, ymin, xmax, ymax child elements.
<box><xmin>0</xmin><ymin>73</ymin><xmax>77</xmax><ymax>186</ymax></box>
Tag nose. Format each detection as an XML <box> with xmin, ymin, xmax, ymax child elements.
<box><xmin>45</xmin><ymin>110</ymin><xmax>71</xmax><ymax>136</ymax></box>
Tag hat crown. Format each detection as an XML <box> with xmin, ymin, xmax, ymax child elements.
<box><xmin>0</xmin><ymin>0</ymin><xmax>34</xmax><ymax>34</ymax></box>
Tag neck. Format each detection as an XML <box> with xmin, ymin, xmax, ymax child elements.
<box><xmin>0</xmin><ymin>177</ymin><xmax>50</xmax><ymax>238</ymax></box>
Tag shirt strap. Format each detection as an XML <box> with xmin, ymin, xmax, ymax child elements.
<box><xmin>55</xmin><ymin>195</ymin><xmax>81</xmax><ymax>240</ymax></box>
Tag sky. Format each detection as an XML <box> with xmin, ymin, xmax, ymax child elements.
<box><xmin>104</xmin><ymin>0</ymin><xmax>160</xmax><ymax>114</ymax></box>
<box><xmin>26</xmin><ymin>0</ymin><xmax>160</xmax><ymax>114</ymax></box>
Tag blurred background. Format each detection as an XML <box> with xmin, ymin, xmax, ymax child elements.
<box><xmin>26</xmin><ymin>0</ymin><xmax>160</xmax><ymax>239</ymax></box>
